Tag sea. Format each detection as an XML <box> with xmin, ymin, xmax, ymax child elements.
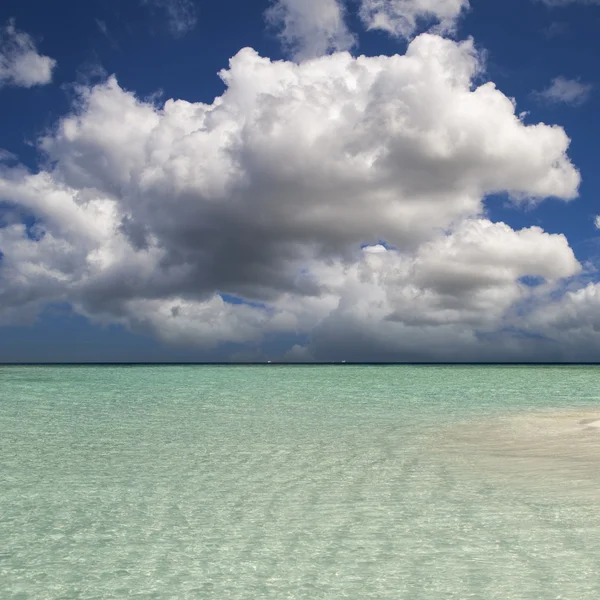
<box><xmin>2</xmin><ymin>364</ymin><xmax>600</xmax><ymax>599</ymax></box>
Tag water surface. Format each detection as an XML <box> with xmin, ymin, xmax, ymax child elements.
<box><xmin>2</xmin><ymin>365</ymin><xmax>600</xmax><ymax>599</ymax></box>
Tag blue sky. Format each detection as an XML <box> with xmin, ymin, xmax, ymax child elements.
<box><xmin>1</xmin><ymin>0</ymin><xmax>600</xmax><ymax>362</ymax></box>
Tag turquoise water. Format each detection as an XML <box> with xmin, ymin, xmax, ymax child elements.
<box><xmin>2</xmin><ymin>365</ymin><xmax>600</xmax><ymax>599</ymax></box>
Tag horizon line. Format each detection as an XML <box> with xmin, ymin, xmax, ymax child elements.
<box><xmin>2</xmin><ymin>362</ymin><xmax>600</xmax><ymax>367</ymax></box>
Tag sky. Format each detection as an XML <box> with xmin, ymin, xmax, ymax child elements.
<box><xmin>1</xmin><ymin>0</ymin><xmax>600</xmax><ymax>363</ymax></box>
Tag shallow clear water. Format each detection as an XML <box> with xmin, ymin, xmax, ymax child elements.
<box><xmin>2</xmin><ymin>365</ymin><xmax>600</xmax><ymax>599</ymax></box>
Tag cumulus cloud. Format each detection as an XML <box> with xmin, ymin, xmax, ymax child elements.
<box><xmin>535</xmin><ymin>76</ymin><xmax>593</xmax><ymax>106</ymax></box>
<box><xmin>266</xmin><ymin>0</ymin><xmax>355</xmax><ymax>60</ymax></box>
<box><xmin>141</xmin><ymin>0</ymin><xmax>198</xmax><ymax>38</ymax></box>
<box><xmin>294</xmin><ymin>221</ymin><xmax>581</xmax><ymax>361</ymax></box>
<box><xmin>522</xmin><ymin>283</ymin><xmax>600</xmax><ymax>362</ymax></box>
<box><xmin>0</xmin><ymin>20</ymin><xmax>56</xmax><ymax>88</ymax></box>
<box><xmin>0</xmin><ymin>33</ymin><xmax>589</xmax><ymax>360</ymax></box>
<box><xmin>359</xmin><ymin>0</ymin><xmax>469</xmax><ymax>39</ymax></box>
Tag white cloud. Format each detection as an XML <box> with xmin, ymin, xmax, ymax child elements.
<box><xmin>95</xmin><ymin>19</ymin><xmax>119</xmax><ymax>50</ymax></box>
<box><xmin>595</xmin><ymin>216</ymin><xmax>600</xmax><ymax>229</ymax></box>
<box><xmin>0</xmin><ymin>20</ymin><xmax>56</xmax><ymax>88</ymax></box>
<box><xmin>539</xmin><ymin>0</ymin><xmax>600</xmax><ymax>6</ymax></box>
<box><xmin>536</xmin><ymin>76</ymin><xmax>593</xmax><ymax>106</ymax></box>
<box><xmin>141</xmin><ymin>0</ymin><xmax>198</xmax><ymax>38</ymax></box>
<box><xmin>359</xmin><ymin>0</ymin><xmax>469</xmax><ymax>39</ymax></box>
<box><xmin>0</xmin><ymin>149</ymin><xmax>17</xmax><ymax>162</ymax></box>
<box><xmin>0</xmin><ymin>34</ymin><xmax>589</xmax><ymax>360</ymax></box>
<box><xmin>522</xmin><ymin>283</ymin><xmax>600</xmax><ymax>361</ymax></box>
<box><xmin>266</xmin><ymin>0</ymin><xmax>355</xmax><ymax>60</ymax></box>
<box><xmin>543</xmin><ymin>22</ymin><xmax>569</xmax><ymax>37</ymax></box>
<box><xmin>294</xmin><ymin>220</ymin><xmax>581</xmax><ymax>360</ymax></box>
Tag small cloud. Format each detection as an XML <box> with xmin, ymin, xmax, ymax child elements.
<box><xmin>73</xmin><ymin>59</ymin><xmax>108</xmax><ymax>86</ymax></box>
<box><xmin>0</xmin><ymin>19</ymin><xmax>56</xmax><ymax>88</ymax></box>
<box><xmin>595</xmin><ymin>215</ymin><xmax>600</xmax><ymax>230</ymax></box>
<box><xmin>0</xmin><ymin>148</ymin><xmax>17</xmax><ymax>162</ymax></box>
<box><xmin>95</xmin><ymin>18</ymin><xmax>109</xmax><ymax>37</ymax></box>
<box><xmin>141</xmin><ymin>0</ymin><xmax>198</xmax><ymax>38</ymax></box>
<box><xmin>543</xmin><ymin>21</ymin><xmax>569</xmax><ymax>37</ymax></box>
<box><xmin>539</xmin><ymin>0</ymin><xmax>600</xmax><ymax>6</ymax></box>
<box><xmin>266</xmin><ymin>0</ymin><xmax>355</xmax><ymax>61</ymax></box>
<box><xmin>359</xmin><ymin>0</ymin><xmax>470</xmax><ymax>40</ymax></box>
<box><xmin>95</xmin><ymin>19</ymin><xmax>119</xmax><ymax>49</ymax></box>
<box><xmin>535</xmin><ymin>76</ymin><xmax>593</xmax><ymax>106</ymax></box>
<box><xmin>144</xmin><ymin>87</ymin><xmax>164</xmax><ymax>106</ymax></box>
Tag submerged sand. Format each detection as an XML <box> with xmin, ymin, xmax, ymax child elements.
<box><xmin>437</xmin><ymin>408</ymin><xmax>600</xmax><ymax>497</ymax></box>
